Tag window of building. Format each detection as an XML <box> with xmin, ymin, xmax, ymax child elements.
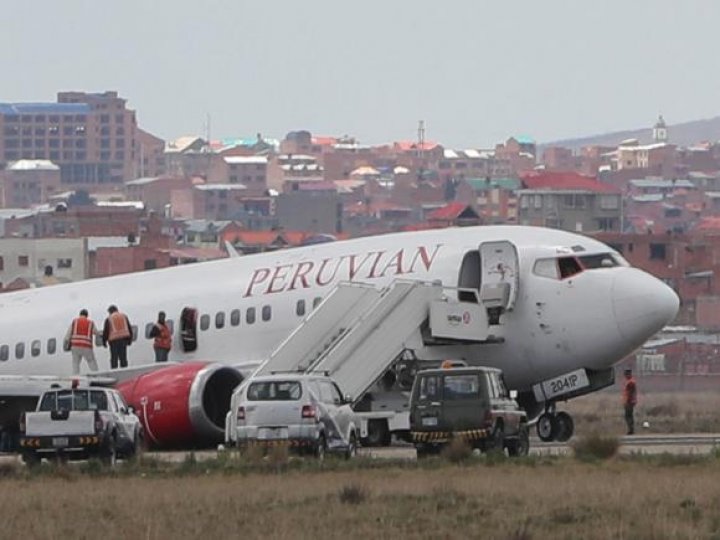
<box><xmin>18</xmin><ymin>255</ymin><xmax>29</xmax><ymax>267</ymax></box>
<box><xmin>296</xmin><ymin>300</ymin><xmax>306</xmax><ymax>317</ymax></box>
<box><xmin>599</xmin><ymin>195</ymin><xmax>619</xmax><ymax>210</ymax></box>
<box><xmin>0</xmin><ymin>345</ymin><xmax>8</xmax><ymax>361</ymax></box>
<box><xmin>215</xmin><ymin>312</ymin><xmax>225</xmax><ymax>329</ymax></box>
<box><xmin>21</xmin><ymin>115</ymin><xmax>31</xmax><ymax>123</ymax></box>
<box><xmin>22</xmin><ymin>139</ymin><xmax>32</xmax><ymax>148</ymax></box>
<box><xmin>650</xmin><ymin>243</ymin><xmax>667</xmax><ymax>260</ymax></box>
<box><xmin>246</xmin><ymin>307</ymin><xmax>256</xmax><ymax>324</ymax></box>
<box><xmin>57</xmin><ymin>258</ymin><xmax>72</xmax><ymax>269</ymax></box>
<box><xmin>230</xmin><ymin>309</ymin><xmax>241</xmax><ymax>326</ymax></box>
<box><xmin>144</xmin><ymin>259</ymin><xmax>157</xmax><ymax>270</ymax></box>
<box><xmin>100</xmin><ymin>115</ymin><xmax>110</xmax><ymax>124</ymax></box>
<box><xmin>31</xmin><ymin>340</ymin><xmax>41</xmax><ymax>357</ymax></box>
<box><xmin>262</xmin><ymin>305</ymin><xmax>271</xmax><ymax>322</ymax></box>
<box><xmin>15</xmin><ymin>342</ymin><xmax>24</xmax><ymax>359</ymax></box>
<box><xmin>200</xmin><ymin>314</ymin><xmax>210</xmax><ymax>331</ymax></box>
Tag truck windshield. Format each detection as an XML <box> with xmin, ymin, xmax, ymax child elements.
<box><xmin>247</xmin><ymin>381</ymin><xmax>302</xmax><ymax>401</ymax></box>
<box><xmin>443</xmin><ymin>375</ymin><xmax>481</xmax><ymax>400</ymax></box>
<box><xmin>38</xmin><ymin>390</ymin><xmax>109</xmax><ymax>411</ymax></box>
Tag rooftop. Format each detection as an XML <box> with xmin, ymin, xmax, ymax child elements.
<box><xmin>0</xmin><ymin>103</ymin><xmax>90</xmax><ymax>115</ymax></box>
<box><xmin>224</xmin><ymin>156</ymin><xmax>268</xmax><ymax>165</ymax></box>
<box><xmin>7</xmin><ymin>159</ymin><xmax>59</xmax><ymax>171</ymax></box>
<box><xmin>520</xmin><ymin>171</ymin><xmax>619</xmax><ymax>194</ymax></box>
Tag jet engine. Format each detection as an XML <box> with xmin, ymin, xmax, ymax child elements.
<box><xmin>116</xmin><ymin>362</ymin><xmax>243</xmax><ymax>448</ymax></box>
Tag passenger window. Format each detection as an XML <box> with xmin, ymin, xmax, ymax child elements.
<box><xmin>296</xmin><ymin>300</ymin><xmax>306</xmax><ymax>317</ymax></box>
<box><xmin>131</xmin><ymin>325</ymin><xmax>138</xmax><ymax>342</ymax></box>
<box><xmin>313</xmin><ymin>297</ymin><xmax>322</xmax><ymax>308</ymax></box>
<box><xmin>145</xmin><ymin>323</ymin><xmax>154</xmax><ymax>339</ymax></box>
<box><xmin>47</xmin><ymin>338</ymin><xmax>56</xmax><ymax>355</ymax></box>
<box><xmin>230</xmin><ymin>309</ymin><xmax>241</xmax><ymax>326</ymax></box>
<box><xmin>558</xmin><ymin>257</ymin><xmax>582</xmax><ymax>279</ymax></box>
<box><xmin>200</xmin><ymin>314</ymin><xmax>210</xmax><ymax>331</ymax></box>
<box><xmin>533</xmin><ymin>258</ymin><xmax>559</xmax><ymax>279</ymax></box>
<box><xmin>419</xmin><ymin>376</ymin><xmax>440</xmax><ymax>401</ymax></box>
<box><xmin>215</xmin><ymin>312</ymin><xmax>225</xmax><ymax>329</ymax></box>
<box><xmin>31</xmin><ymin>340</ymin><xmax>41</xmax><ymax>357</ymax></box>
<box><xmin>246</xmin><ymin>308</ymin><xmax>256</xmax><ymax>324</ymax></box>
<box><xmin>262</xmin><ymin>306</ymin><xmax>271</xmax><ymax>322</ymax></box>
<box><xmin>0</xmin><ymin>345</ymin><xmax>8</xmax><ymax>361</ymax></box>
<box><xmin>95</xmin><ymin>335</ymin><xmax>103</xmax><ymax>347</ymax></box>
<box><xmin>15</xmin><ymin>343</ymin><xmax>24</xmax><ymax>359</ymax></box>
<box><xmin>167</xmin><ymin>320</ymin><xmax>174</xmax><ymax>334</ymax></box>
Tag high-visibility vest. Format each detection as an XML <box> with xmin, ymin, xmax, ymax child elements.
<box><xmin>154</xmin><ymin>323</ymin><xmax>172</xmax><ymax>350</ymax></box>
<box><xmin>70</xmin><ymin>317</ymin><xmax>94</xmax><ymax>349</ymax></box>
<box><xmin>108</xmin><ymin>312</ymin><xmax>131</xmax><ymax>342</ymax></box>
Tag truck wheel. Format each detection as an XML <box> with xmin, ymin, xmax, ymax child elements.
<box><xmin>507</xmin><ymin>426</ymin><xmax>530</xmax><ymax>457</ymax></box>
<box><xmin>345</xmin><ymin>433</ymin><xmax>358</xmax><ymax>460</ymax></box>
<box><xmin>485</xmin><ymin>424</ymin><xmax>504</xmax><ymax>454</ymax></box>
<box><xmin>315</xmin><ymin>435</ymin><xmax>327</xmax><ymax>461</ymax></box>
<box><xmin>101</xmin><ymin>435</ymin><xmax>117</xmax><ymax>467</ymax></box>
<box><xmin>362</xmin><ymin>419</ymin><xmax>391</xmax><ymax>447</ymax></box>
<box><xmin>22</xmin><ymin>452</ymin><xmax>40</xmax><ymax>469</ymax></box>
<box><xmin>536</xmin><ymin>412</ymin><xmax>558</xmax><ymax>442</ymax></box>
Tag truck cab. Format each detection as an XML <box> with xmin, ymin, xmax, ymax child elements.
<box><xmin>409</xmin><ymin>365</ymin><xmax>529</xmax><ymax>457</ymax></box>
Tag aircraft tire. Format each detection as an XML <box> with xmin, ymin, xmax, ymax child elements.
<box><xmin>536</xmin><ymin>412</ymin><xmax>558</xmax><ymax>442</ymax></box>
<box><xmin>555</xmin><ymin>412</ymin><xmax>574</xmax><ymax>443</ymax></box>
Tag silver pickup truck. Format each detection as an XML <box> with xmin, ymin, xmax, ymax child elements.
<box><xmin>19</xmin><ymin>385</ymin><xmax>144</xmax><ymax>466</ymax></box>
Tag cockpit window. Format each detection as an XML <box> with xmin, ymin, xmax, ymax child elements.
<box><xmin>579</xmin><ymin>254</ymin><xmax>619</xmax><ymax>269</ymax></box>
<box><xmin>533</xmin><ymin>258</ymin><xmax>559</xmax><ymax>279</ymax></box>
<box><xmin>558</xmin><ymin>257</ymin><xmax>582</xmax><ymax>279</ymax></box>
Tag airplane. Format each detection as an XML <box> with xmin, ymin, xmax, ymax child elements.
<box><xmin>0</xmin><ymin>225</ymin><xmax>678</xmax><ymax>448</ymax></box>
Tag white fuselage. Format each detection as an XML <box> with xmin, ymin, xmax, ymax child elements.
<box><xmin>0</xmin><ymin>226</ymin><xmax>678</xmax><ymax>391</ymax></box>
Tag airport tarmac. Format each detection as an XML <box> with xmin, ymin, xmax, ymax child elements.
<box><xmin>1</xmin><ymin>434</ymin><xmax>717</xmax><ymax>465</ymax></box>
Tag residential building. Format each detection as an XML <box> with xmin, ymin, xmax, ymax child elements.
<box><xmin>224</xmin><ymin>155</ymin><xmax>268</xmax><ymax>193</ymax></box>
<box><xmin>0</xmin><ymin>237</ymin><xmax>87</xmax><ymax>289</ymax></box>
<box><xmin>1</xmin><ymin>159</ymin><xmax>60</xmax><ymax>207</ymax></box>
<box><xmin>517</xmin><ymin>171</ymin><xmax>621</xmax><ymax>232</ymax></box>
<box><xmin>124</xmin><ymin>176</ymin><xmax>194</xmax><ymax>215</ymax></box>
<box><xmin>276</xmin><ymin>189</ymin><xmax>343</xmax><ymax>234</ymax></box>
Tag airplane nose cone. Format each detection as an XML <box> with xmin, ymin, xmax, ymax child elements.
<box><xmin>612</xmin><ymin>269</ymin><xmax>679</xmax><ymax>345</ymax></box>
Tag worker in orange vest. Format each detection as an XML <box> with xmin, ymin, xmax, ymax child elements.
<box><xmin>148</xmin><ymin>311</ymin><xmax>172</xmax><ymax>363</ymax></box>
<box><xmin>102</xmin><ymin>305</ymin><xmax>133</xmax><ymax>369</ymax></box>
<box><xmin>64</xmin><ymin>309</ymin><xmax>100</xmax><ymax>374</ymax></box>
<box><xmin>622</xmin><ymin>368</ymin><xmax>638</xmax><ymax>435</ymax></box>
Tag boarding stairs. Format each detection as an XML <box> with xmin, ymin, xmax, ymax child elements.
<box><xmin>251</xmin><ymin>278</ymin><xmax>507</xmax><ymax>403</ymax></box>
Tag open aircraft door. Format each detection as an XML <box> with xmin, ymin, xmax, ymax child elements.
<box><xmin>479</xmin><ymin>241</ymin><xmax>519</xmax><ymax>324</ymax></box>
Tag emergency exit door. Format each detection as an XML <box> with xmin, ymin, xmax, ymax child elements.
<box><xmin>479</xmin><ymin>240</ymin><xmax>519</xmax><ymax>312</ymax></box>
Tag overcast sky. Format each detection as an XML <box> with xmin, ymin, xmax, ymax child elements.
<box><xmin>1</xmin><ymin>1</ymin><xmax>718</xmax><ymax>147</ymax></box>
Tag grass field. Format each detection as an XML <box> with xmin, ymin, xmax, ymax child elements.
<box><xmin>2</xmin><ymin>451</ymin><xmax>720</xmax><ymax>539</ymax></box>
<box><xmin>560</xmin><ymin>391</ymin><xmax>720</xmax><ymax>435</ymax></box>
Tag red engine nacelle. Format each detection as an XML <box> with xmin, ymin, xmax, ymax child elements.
<box><xmin>116</xmin><ymin>362</ymin><xmax>243</xmax><ymax>448</ymax></box>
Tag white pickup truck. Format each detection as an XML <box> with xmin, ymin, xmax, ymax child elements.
<box><xmin>19</xmin><ymin>385</ymin><xmax>144</xmax><ymax>466</ymax></box>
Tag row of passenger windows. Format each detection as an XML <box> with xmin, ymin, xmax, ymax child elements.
<box><xmin>0</xmin><ymin>297</ymin><xmax>325</xmax><ymax>362</ymax></box>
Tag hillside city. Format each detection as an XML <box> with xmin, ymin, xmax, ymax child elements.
<box><xmin>1</xmin><ymin>90</ymin><xmax>719</xmax><ymax>381</ymax></box>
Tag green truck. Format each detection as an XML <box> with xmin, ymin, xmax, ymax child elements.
<box><xmin>409</xmin><ymin>366</ymin><xmax>529</xmax><ymax>457</ymax></box>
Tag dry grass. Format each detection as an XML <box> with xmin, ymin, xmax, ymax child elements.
<box><xmin>2</xmin><ymin>459</ymin><xmax>720</xmax><ymax>539</ymax></box>
<box><xmin>561</xmin><ymin>391</ymin><xmax>720</xmax><ymax>435</ymax></box>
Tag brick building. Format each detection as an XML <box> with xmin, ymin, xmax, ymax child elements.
<box><xmin>0</xmin><ymin>91</ymin><xmax>156</xmax><ymax>188</ymax></box>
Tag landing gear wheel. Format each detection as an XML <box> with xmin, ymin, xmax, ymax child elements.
<box><xmin>536</xmin><ymin>412</ymin><xmax>558</xmax><ymax>442</ymax></box>
<box><xmin>554</xmin><ymin>412</ymin><xmax>574</xmax><ymax>443</ymax></box>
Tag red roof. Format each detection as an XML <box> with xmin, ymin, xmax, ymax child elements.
<box><xmin>427</xmin><ymin>202</ymin><xmax>472</xmax><ymax>221</ymax></box>
<box><xmin>393</xmin><ymin>141</ymin><xmax>440</xmax><ymax>152</ymax></box>
<box><xmin>521</xmin><ymin>171</ymin><xmax>619</xmax><ymax>193</ymax></box>
<box><xmin>312</xmin><ymin>136</ymin><xmax>338</xmax><ymax>146</ymax></box>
